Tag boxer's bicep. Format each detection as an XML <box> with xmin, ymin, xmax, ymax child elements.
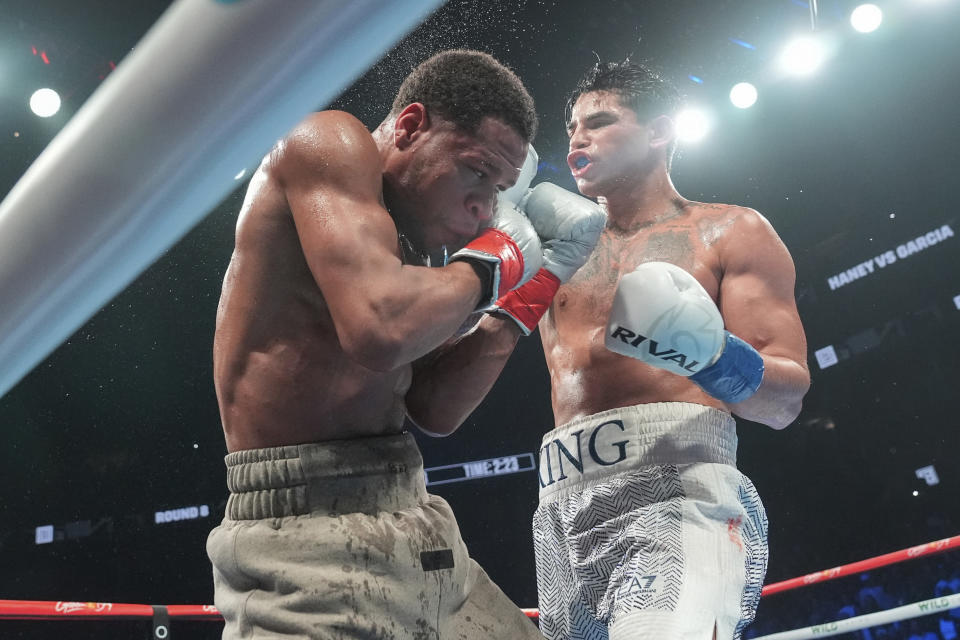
<box><xmin>278</xmin><ymin>114</ymin><xmax>408</xmax><ymax>353</ymax></box>
<box><xmin>718</xmin><ymin>210</ymin><xmax>807</xmax><ymax>366</ymax></box>
<box><xmin>294</xmin><ymin>192</ymin><xmax>404</xmax><ymax>322</ymax></box>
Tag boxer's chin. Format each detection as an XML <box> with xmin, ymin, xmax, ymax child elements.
<box><xmin>574</xmin><ymin>176</ymin><xmax>602</xmax><ymax>199</ymax></box>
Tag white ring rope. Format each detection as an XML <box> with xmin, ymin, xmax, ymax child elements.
<box><xmin>0</xmin><ymin>0</ymin><xmax>443</xmax><ymax>400</ymax></box>
<box><xmin>753</xmin><ymin>592</ymin><xmax>960</xmax><ymax>640</ymax></box>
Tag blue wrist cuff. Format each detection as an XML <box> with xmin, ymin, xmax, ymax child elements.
<box><xmin>689</xmin><ymin>332</ymin><xmax>764</xmax><ymax>404</ymax></box>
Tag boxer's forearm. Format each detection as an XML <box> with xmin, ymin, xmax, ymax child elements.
<box><xmin>405</xmin><ymin>315</ymin><xmax>522</xmax><ymax>436</ymax></box>
<box><xmin>728</xmin><ymin>354</ymin><xmax>810</xmax><ymax>429</ymax></box>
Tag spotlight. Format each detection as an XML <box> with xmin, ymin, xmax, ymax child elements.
<box><xmin>780</xmin><ymin>37</ymin><xmax>827</xmax><ymax>76</ymax></box>
<box><xmin>30</xmin><ymin>88</ymin><xmax>61</xmax><ymax>118</ymax></box>
<box><xmin>675</xmin><ymin>109</ymin><xmax>710</xmax><ymax>143</ymax></box>
<box><xmin>851</xmin><ymin>4</ymin><xmax>883</xmax><ymax>33</ymax></box>
<box><xmin>730</xmin><ymin>82</ymin><xmax>758</xmax><ymax>109</ymax></box>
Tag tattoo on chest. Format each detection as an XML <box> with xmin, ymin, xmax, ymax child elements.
<box><xmin>553</xmin><ymin>205</ymin><xmax>738</xmax><ymax>327</ymax></box>
<box><xmin>560</xmin><ymin>222</ymin><xmax>712</xmax><ymax>312</ymax></box>
<box><xmin>641</xmin><ymin>230</ymin><xmax>696</xmax><ymax>270</ymax></box>
<box><xmin>569</xmin><ymin>232</ymin><xmax>621</xmax><ymax>288</ymax></box>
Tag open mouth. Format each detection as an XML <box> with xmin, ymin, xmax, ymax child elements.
<box><xmin>567</xmin><ymin>151</ymin><xmax>593</xmax><ymax>176</ymax></box>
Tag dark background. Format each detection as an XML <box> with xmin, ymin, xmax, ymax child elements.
<box><xmin>1</xmin><ymin>0</ymin><xmax>958</xmax><ymax>637</ymax></box>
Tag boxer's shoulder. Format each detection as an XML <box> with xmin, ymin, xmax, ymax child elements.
<box><xmin>687</xmin><ymin>203</ymin><xmax>793</xmax><ymax>283</ymax></box>
<box><xmin>687</xmin><ymin>200</ymin><xmax>759</xmax><ymax>227</ymax></box>
<box><xmin>286</xmin><ymin>110</ymin><xmax>372</xmax><ymax>146</ymax></box>
<box><xmin>273</xmin><ymin>110</ymin><xmax>381</xmax><ymax>188</ymax></box>
<box><xmin>682</xmin><ymin>201</ymin><xmax>775</xmax><ymax>252</ymax></box>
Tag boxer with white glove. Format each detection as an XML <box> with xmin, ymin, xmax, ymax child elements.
<box><xmin>532</xmin><ymin>60</ymin><xmax>809</xmax><ymax>640</ymax></box>
<box><xmin>490</xmin><ymin>147</ymin><xmax>608</xmax><ymax>334</ymax></box>
<box><xmin>605</xmin><ymin>261</ymin><xmax>764</xmax><ymax>404</ymax></box>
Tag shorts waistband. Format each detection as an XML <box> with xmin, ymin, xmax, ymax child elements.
<box><xmin>537</xmin><ymin>402</ymin><xmax>737</xmax><ymax>503</ymax></box>
<box><xmin>223</xmin><ymin>432</ymin><xmax>428</xmax><ymax>520</ymax></box>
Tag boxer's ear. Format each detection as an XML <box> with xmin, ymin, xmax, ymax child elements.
<box><xmin>393</xmin><ymin>103</ymin><xmax>429</xmax><ymax>149</ymax></box>
<box><xmin>647</xmin><ymin>115</ymin><xmax>675</xmax><ymax>151</ymax></box>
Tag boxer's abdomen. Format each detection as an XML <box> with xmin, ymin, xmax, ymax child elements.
<box><xmin>543</xmin><ymin>319</ymin><xmax>725</xmax><ymax>427</ymax></box>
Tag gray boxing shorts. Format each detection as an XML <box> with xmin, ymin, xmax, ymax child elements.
<box><xmin>208</xmin><ymin>432</ymin><xmax>542</xmax><ymax>639</ymax></box>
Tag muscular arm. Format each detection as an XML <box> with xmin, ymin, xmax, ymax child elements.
<box><xmin>278</xmin><ymin>112</ymin><xmax>484</xmax><ymax>371</ymax></box>
<box><xmin>718</xmin><ymin>209</ymin><xmax>810</xmax><ymax>429</ymax></box>
<box><xmin>405</xmin><ymin>314</ymin><xmax>522</xmax><ymax>435</ymax></box>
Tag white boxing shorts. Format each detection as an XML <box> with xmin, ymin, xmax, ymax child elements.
<box><xmin>533</xmin><ymin>403</ymin><xmax>768</xmax><ymax>640</ymax></box>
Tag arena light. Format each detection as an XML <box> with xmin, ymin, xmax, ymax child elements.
<box><xmin>675</xmin><ymin>108</ymin><xmax>710</xmax><ymax>143</ymax></box>
<box><xmin>779</xmin><ymin>37</ymin><xmax>827</xmax><ymax>76</ymax></box>
<box><xmin>851</xmin><ymin>4</ymin><xmax>883</xmax><ymax>33</ymax></box>
<box><xmin>729</xmin><ymin>82</ymin><xmax>758</xmax><ymax>109</ymax></box>
<box><xmin>29</xmin><ymin>88</ymin><xmax>61</xmax><ymax>117</ymax></box>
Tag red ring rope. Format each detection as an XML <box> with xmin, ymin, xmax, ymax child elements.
<box><xmin>2</xmin><ymin>534</ymin><xmax>958</xmax><ymax>623</ymax></box>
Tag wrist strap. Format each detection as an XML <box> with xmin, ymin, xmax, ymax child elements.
<box><xmin>689</xmin><ymin>332</ymin><xmax>764</xmax><ymax>403</ymax></box>
<box><xmin>494</xmin><ymin>268</ymin><xmax>561</xmax><ymax>335</ymax></box>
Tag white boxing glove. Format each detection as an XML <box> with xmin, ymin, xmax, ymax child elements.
<box><xmin>519</xmin><ymin>182</ymin><xmax>606</xmax><ymax>283</ymax></box>
<box><xmin>605</xmin><ymin>262</ymin><xmax>764</xmax><ymax>403</ymax></box>
<box><xmin>606</xmin><ymin>262</ymin><xmax>724</xmax><ymax>375</ymax></box>
<box><xmin>499</xmin><ymin>144</ymin><xmax>539</xmax><ymax>206</ymax></box>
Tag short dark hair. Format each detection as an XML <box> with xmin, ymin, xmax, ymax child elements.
<box><xmin>565</xmin><ymin>59</ymin><xmax>682</xmax><ymax>168</ymax></box>
<box><xmin>391</xmin><ymin>49</ymin><xmax>537</xmax><ymax>142</ymax></box>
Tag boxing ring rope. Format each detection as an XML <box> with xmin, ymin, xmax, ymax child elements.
<box><xmin>2</xmin><ymin>534</ymin><xmax>958</xmax><ymax>633</ymax></box>
<box><xmin>752</xmin><ymin>594</ymin><xmax>960</xmax><ymax>640</ymax></box>
<box><xmin>0</xmin><ymin>601</ymin><xmax>220</xmax><ymax>621</ymax></box>
<box><xmin>0</xmin><ymin>0</ymin><xmax>444</xmax><ymax>401</ymax></box>
<box><xmin>760</xmin><ymin>534</ymin><xmax>960</xmax><ymax>596</ymax></box>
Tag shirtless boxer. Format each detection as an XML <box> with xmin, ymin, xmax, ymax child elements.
<box><xmin>207</xmin><ymin>50</ymin><xmax>605</xmax><ymax>639</ymax></box>
<box><xmin>509</xmin><ymin>60</ymin><xmax>811</xmax><ymax>640</ymax></box>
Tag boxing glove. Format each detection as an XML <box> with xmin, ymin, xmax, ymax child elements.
<box><xmin>449</xmin><ymin>201</ymin><xmax>543</xmax><ymax>311</ymax></box>
<box><xmin>605</xmin><ymin>261</ymin><xmax>763</xmax><ymax>403</ymax></box>
<box><xmin>493</xmin><ymin>183</ymin><xmax>606</xmax><ymax>334</ymax></box>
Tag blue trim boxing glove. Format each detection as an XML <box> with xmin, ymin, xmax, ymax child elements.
<box><xmin>605</xmin><ymin>261</ymin><xmax>765</xmax><ymax>404</ymax></box>
<box><xmin>689</xmin><ymin>331</ymin><xmax>764</xmax><ymax>404</ymax></box>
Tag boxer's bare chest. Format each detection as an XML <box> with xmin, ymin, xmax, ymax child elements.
<box><xmin>553</xmin><ymin>203</ymin><xmax>737</xmax><ymax>326</ymax></box>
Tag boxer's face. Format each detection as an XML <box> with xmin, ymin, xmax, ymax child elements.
<box><xmin>394</xmin><ymin>108</ymin><xmax>526</xmax><ymax>253</ymax></box>
<box><xmin>566</xmin><ymin>91</ymin><xmax>655</xmax><ymax>198</ymax></box>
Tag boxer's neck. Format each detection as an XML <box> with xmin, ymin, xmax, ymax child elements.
<box><xmin>599</xmin><ymin>167</ymin><xmax>685</xmax><ymax>233</ymax></box>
